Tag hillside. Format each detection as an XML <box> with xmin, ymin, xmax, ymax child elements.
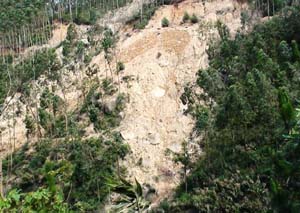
<box><xmin>1</xmin><ymin>0</ymin><xmax>247</xmax><ymax>201</ymax></box>
<box><xmin>0</xmin><ymin>0</ymin><xmax>300</xmax><ymax>212</ymax></box>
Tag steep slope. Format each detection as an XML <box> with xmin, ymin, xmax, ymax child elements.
<box><xmin>0</xmin><ymin>23</ymin><xmax>68</xmax><ymax>154</ymax></box>
<box><xmin>92</xmin><ymin>0</ymin><xmax>248</xmax><ymax>202</ymax></box>
<box><xmin>0</xmin><ymin>0</ymin><xmax>249</xmax><ymax>205</ymax></box>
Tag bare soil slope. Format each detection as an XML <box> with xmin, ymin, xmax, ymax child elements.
<box><xmin>0</xmin><ymin>0</ymin><xmax>248</xmax><ymax>203</ymax></box>
<box><xmin>94</xmin><ymin>0</ymin><xmax>247</xmax><ymax>202</ymax></box>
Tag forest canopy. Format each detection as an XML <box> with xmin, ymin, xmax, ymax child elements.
<box><xmin>165</xmin><ymin>5</ymin><xmax>300</xmax><ymax>213</ymax></box>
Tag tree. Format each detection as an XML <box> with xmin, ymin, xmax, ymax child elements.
<box><xmin>291</xmin><ymin>40</ymin><xmax>300</xmax><ymax>62</ymax></box>
<box><xmin>101</xmin><ymin>28</ymin><xmax>116</xmax><ymax>78</ymax></box>
<box><xmin>278</xmin><ymin>88</ymin><xmax>295</xmax><ymax>131</ymax></box>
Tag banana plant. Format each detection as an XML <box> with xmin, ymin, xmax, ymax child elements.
<box><xmin>107</xmin><ymin>177</ymin><xmax>150</xmax><ymax>213</ymax></box>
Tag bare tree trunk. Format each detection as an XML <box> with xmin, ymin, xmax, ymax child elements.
<box><xmin>184</xmin><ymin>166</ymin><xmax>187</xmax><ymax>193</ymax></box>
<box><xmin>267</xmin><ymin>0</ymin><xmax>270</xmax><ymax>18</ymax></box>
<box><xmin>69</xmin><ymin>0</ymin><xmax>73</xmax><ymax>22</ymax></box>
<box><xmin>0</xmin><ymin>132</ymin><xmax>3</xmax><ymax>198</ymax></box>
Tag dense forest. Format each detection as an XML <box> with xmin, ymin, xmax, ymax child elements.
<box><xmin>0</xmin><ymin>0</ymin><xmax>300</xmax><ymax>212</ymax></box>
<box><xmin>0</xmin><ymin>0</ymin><xmax>132</xmax><ymax>47</ymax></box>
<box><xmin>163</xmin><ymin>4</ymin><xmax>300</xmax><ymax>213</ymax></box>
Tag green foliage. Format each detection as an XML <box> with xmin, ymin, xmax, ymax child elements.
<box><xmin>3</xmin><ymin>136</ymin><xmax>129</xmax><ymax>211</ymax></box>
<box><xmin>62</xmin><ymin>40</ymin><xmax>72</xmax><ymax>57</ymax></box>
<box><xmin>80</xmin><ymin>83</ymin><xmax>126</xmax><ymax>131</ymax></box>
<box><xmin>127</xmin><ymin>3</ymin><xmax>159</xmax><ymax>30</ymax></box>
<box><xmin>190</xmin><ymin>14</ymin><xmax>199</xmax><ymax>24</ymax></box>
<box><xmin>241</xmin><ymin>10</ymin><xmax>250</xmax><ymax>29</ymax></box>
<box><xmin>278</xmin><ymin>40</ymin><xmax>292</xmax><ymax>64</ymax></box>
<box><xmin>192</xmin><ymin>106</ymin><xmax>209</xmax><ymax>133</ymax></box>
<box><xmin>0</xmin><ymin>188</ymin><xmax>70</xmax><ymax>212</ymax></box>
<box><xmin>181</xmin><ymin>12</ymin><xmax>198</xmax><ymax>24</ymax></box>
<box><xmin>251</xmin><ymin>0</ymin><xmax>289</xmax><ymax>16</ymax></box>
<box><xmin>40</xmin><ymin>88</ymin><xmax>63</xmax><ymax>113</ymax></box>
<box><xmin>76</xmin><ymin>41</ymin><xmax>85</xmax><ymax>59</ymax></box>
<box><xmin>161</xmin><ymin>17</ymin><xmax>170</xmax><ymax>28</ymax></box>
<box><xmin>278</xmin><ymin>88</ymin><xmax>295</xmax><ymax>130</ymax></box>
<box><xmin>72</xmin><ymin>0</ymin><xmax>132</xmax><ymax>25</ymax></box>
<box><xmin>0</xmin><ymin>0</ymin><xmax>45</xmax><ymax>32</ymax></box>
<box><xmin>24</xmin><ymin>115</ymin><xmax>36</xmax><ymax>137</ymax></box>
<box><xmin>215</xmin><ymin>20</ymin><xmax>229</xmax><ymax>41</ymax></box>
<box><xmin>126</xmin><ymin>1</ymin><xmax>178</xmax><ymax>30</ymax></box>
<box><xmin>0</xmin><ymin>48</ymin><xmax>61</xmax><ymax>107</ymax></box>
<box><xmin>291</xmin><ymin>40</ymin><xmax>300</xmax><ymax>62</ymax></box>
<box><xmin>101</xmin><ymin>28</ymin><xmax>117</xmax><ymax>67</ymax></box>
<box><xmin>107</xmin><ymin>177</ymin><xmax>150</xmax><ymax>212</ymax></box>
<box><xmin>182</xmin><ymin>12</ymin><xmax>190</xmax><ymax>23</ymax></box>
<box><xmin>168</xmin><ymin>6</ymin><xmax>300</xmax><ymax>212</ymax></box>
<box><xmin>102</xmin><ymin>78</ymin><xmax>117</xmax><ymax>96</ymax></box>
<box><xmin>0</xmin><ymin>0</ymin><xmax>52</xmax><ymax>48</ymax></box>
<box><xmin>84</xmin><ymin>54</ymin><xmax>93</xmax><ymax>65</ymax></box>
<box><xmin>116</xmin><ymin>61</ymin><xmax>125</xmax><ymax>72</ymax></box>
<box><xmin>101</xmin><ymin>28</ymin><xmax>116</xmax><ymax>52</ymax></box>
<box><xmin>1</xmin><ymin>158</ymin><xmax>71</xmax><ymax>212</ymax></box>
<box><xmin>63</xmin><ymin>24</ymin><xmax>78</xmax><ymax>58</ymax></box>
<box><xmin>66</xmin><ymin>24</ymin><xmax>77</xmax><ymax>41</ymax></box>
<box><xmin>269</xmin><ymin>108</ymin><xmax>300</xmax><ymax>212</ymax></box>
<box><xmin>38</xmin><ymin>88</ymin><xmax>77</xmax><ymax>138</ymax></box>
<box><xmin>175</xmin><ymin>174</ymin><xmax>269</xmax><ymax>212</ymax></box>
<box><xmin>0</xmin><ymin>0</ymin><xmax>132</xmax><ymax>53</ymax></box>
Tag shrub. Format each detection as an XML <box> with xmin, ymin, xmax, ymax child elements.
<box><xmin>84</xmin><ymin>54</ymin><xmax>93</xmax><ymax>65</ymax></box>
<box><xmin>2</xmin><ymin>136</ymin><xmax>130</xmax><ymax>212</ymax></box>
<box><xmin>62</xmin><ymin>40</ymin><xmax>71</xmax><ymax>57</ymax></box>
<box><xmin>182</xmin><ymin>12</ymin><xmax>190</xmax><ymax>23</ymax></box>
<box><xmin>190</xmin><ymin>14</ymin><xmax>199</xmax><ymax>24</ymax></box>
<box><xmin>129</xmin><ymin>3</ymin><xmax>159</xmax><ymax>30</ymax></box>
<box><xmin>102</xmin><ymin>78</ymin><xmax>117</xmax><ymax>96</ymax></box>
<box><xmin>76</xmin><ymin>41</ymin><xmax>85</xmax><ymax>57</ymax></box>
<box><xmin>24</xmin><ymin>115</ymin><xmax>35</xmax><ymax>137</ymax></box>
<box><xmin>66</xmin><ymin>24</ymin><xmax>77</xmax><ymax>41</ymax></box>
<box><xmin>161</xmin><ymin>17</ymin><xmax>170</xmax><ymax>27</ymax></box>
<box><xmin>117</xmin><ymin>61</ymin><xmax>125</xmax><ymax>72</ymax></box>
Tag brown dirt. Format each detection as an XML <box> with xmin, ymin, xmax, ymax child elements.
<box><xmin>0</xmin><ymin>0</ymin><xmax>251</xmax><ymax>207</ymax></box>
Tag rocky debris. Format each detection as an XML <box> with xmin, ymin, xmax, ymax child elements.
<box><xmin>121</xmin><ymin>131</ymin><xmax>135</xmax><ymax>140</ymax></box>
<box><xmin>0</xmin><ymin>0</ymin><xmax>249</xmax><ymax>205</ymax></box>
<box><xmin>148</xmin><ymin>132</ymin><xmax>161</xmax><ymax>145</ymax></box>
<box><xmin>84</xmin><ymin>123</ymin><xmax>96</xmax><ymax>136</ymax></box>
<box><xmin>80</xmin><ymin>38</ymin><xmax>89</xmax><ymax>45</ymax></box>
<box><xmin>99</xmin><ymin>0</ymin><xmax>156</xmax><ymax>32</ymax></box>
<box><xmin>102</xmin><ymin>98</ymin><xmax>117</xmax><ymax>114</ymax></box>
<box><xmin>113</xmin><ymin>0</ymin><xmax>247</xmax><ymax>204</ymax></box>
<box><xmin>151</xmin><ymin>87</ymin><xmax>166</xmax><ymax>98</ymax></box>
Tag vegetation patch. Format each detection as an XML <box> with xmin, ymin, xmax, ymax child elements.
<box><xmin>162</xmin><ymin>17</ymin><xmax>170</xmax><ymax>28</ymax></box>
<box><xmin>2</xmin><ymin>136</ymin><xmax>129</xmax><ymax>212</ymax></box>
<box><xmin>0</xmin><ymin>48</ymin><xmax>61</xmax><ymax>107</ymax></box>
<box><xmin>158</xmin><ymin>6</ymin><xmax>300</xmax><ymax>212</ymax></box>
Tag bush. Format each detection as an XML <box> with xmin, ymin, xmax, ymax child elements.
<box><xmin>66</xmin><ymin>24</ymin><xmax>77</xmax><ymax>41</ymax></box>
<box><xmin>190</xmin><ymin>14</ymin><xmax>198</xmax><ymax>24</ymax></box>
<box><xmin>182</xmin><ymin>12</ymin><xmax>190</xmax><ymax>23</ymax></box>
<box><xmin>84</xmin><ymin>54</ymin><xmax>93</xmax><ymax>65</ymax></box>
<box><xmin>117</xmin><ymin>61</ymin><xmax>125</xmax><ymax>72</ymax></box>
<box><xmin>161</xmin><ymin>17</ymin><xmax>170</xmax><ymax>27</ymax></box>
<box><xmin>128</xmin><ymin>3</ymin><xmax>159</xmax><ymax>30</ymax></box>
<box><xmin>24</xmin><ymin>115</ymin><xmax>35</xmax><ymax>137</ymax></box>
<box><xmin>2</xmin><ymin>136</ymin><xmax>130</xmax><ymax>212</ymax></box>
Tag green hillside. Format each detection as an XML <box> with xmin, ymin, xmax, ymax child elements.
<box><xmin>0</xmin><ymin>0</ymin><xmax>300</xmax><ymax>212</ymax></box>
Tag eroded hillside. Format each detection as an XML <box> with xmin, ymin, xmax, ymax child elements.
<box><xmin>0</xmin><ymin>0</ymin><xmax>250</xmax><ymax>207</ymax></box>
